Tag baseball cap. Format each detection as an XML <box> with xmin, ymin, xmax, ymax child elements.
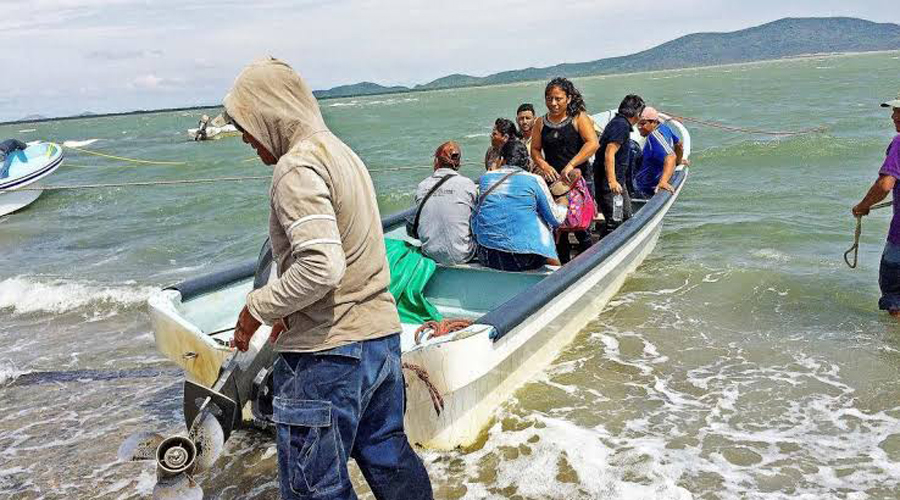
<box><xmin>881</xmin><ymin>91</ymin><xmax>900</xmax><ymax>108</ymax></box>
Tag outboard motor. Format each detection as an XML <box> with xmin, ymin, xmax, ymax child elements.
<box><xmin>119</xmin><ymin>239</ymin><xmax>278</xmax><ymax>498</ymax></box>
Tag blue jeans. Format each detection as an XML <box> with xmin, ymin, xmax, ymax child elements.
<box><xmin>273</xmin><ymin>334</ymin><xmax>433</xmax><ymax>500</ymax></box>
<box><xmin>880</xmin><ymin>241</ymin><xmax>900</xmax><ymax>311</ymax></box>
<box><xmin>477</xmin><ymin>245</ymin><xmax>546</xmax><ymax>271</ymax></box>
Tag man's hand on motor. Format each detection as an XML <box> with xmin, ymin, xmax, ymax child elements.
<box><xmin>231</xmin><ymin>305</ymin><xmax>261</xmax><ymax>352</ymax></box>
<box><xmin>269</xmin><ymin>320</ymin><xmax>286</xmax><ymax>344</ymax></box>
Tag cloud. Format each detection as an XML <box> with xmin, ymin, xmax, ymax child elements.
<box><xmin>86</xmin><ymin>49</ymin><xmax>164</xmax><ymax>61</ymax></box>
<box><xmin>129</xmin><ymin>74</ymin><xmax>183</xmax><ymax>91</ymax></box>
<box><xmin>1</xmin><ymin>0</ymin><xmax>899</xmax><ymax>120</ymax></box>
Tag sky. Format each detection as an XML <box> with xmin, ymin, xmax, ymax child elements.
<box><xmin>1</xmin><ymin>0</ymin><xmax>898</xmax><ymax>121</ymax></box>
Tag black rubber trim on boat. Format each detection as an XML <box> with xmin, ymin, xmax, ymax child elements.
<box><xmin>167</xmin><ymin>260</ymin><xmax>257</xmax><ymax>301</ymax></box>
<box><xmin>480</xmin><ymin>169</ymin><xmax>686</xmax><ymax>342</ymax></box>
<box><xmin>167</xmin><ymin>208</ymin><xmax>417</xmax><ymax>301</ymax></box>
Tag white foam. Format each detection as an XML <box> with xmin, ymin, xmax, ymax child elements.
<box><xmin>465</xmin><ymin>132</ymin><xmax>490</xmax><ymax>139</ymax></box>
<box><xmin>17</xmin><ymin>128</ymin><xmax>36</xmax><ymax>133</ymax></box>
<box><xmin>0</xmin><ymin>361</ymin><xmax>28</xmax><ymax>385</ymax></box>
<box><xmin>0</xmin><ymin>276</ymin><xmax>155</xmax><ymax>316</ymax></box>
<box><xmin>62</xmin><ymin>139</ymin><xmax>100</xmax><ymax>148</ymax></box>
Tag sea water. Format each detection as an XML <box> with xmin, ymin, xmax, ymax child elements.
<box><xmin>2</xmin><ymin>51</ymin><xmax>900</xmax><ymax>499</ymax></box>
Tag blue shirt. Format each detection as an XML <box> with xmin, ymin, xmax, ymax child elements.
<box><xmin>634</xmin><ymin>123</ymin><xmax>680</xmax><ymax>194</ymax></box>
<box><xmin>471</xmin><ymin>167</ymin><xmax>567</xmax><ymax>259</ymax></box>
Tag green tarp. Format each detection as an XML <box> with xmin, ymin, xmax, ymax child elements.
<box><xmin>385</xmin><ymin>238</ymin><xmax>443</xmax><ymax>324</ymax></box>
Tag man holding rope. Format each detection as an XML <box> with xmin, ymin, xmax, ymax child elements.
<box><xmin>852</xmin><ymin>91</ymin><xmax>900</xmax><ymax>317</ymax></box>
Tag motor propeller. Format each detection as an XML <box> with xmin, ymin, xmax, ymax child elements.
<box><xmin>118</xmin><ymin>239</ymin><xmax>277</xmax><ymax>499</ymax></box>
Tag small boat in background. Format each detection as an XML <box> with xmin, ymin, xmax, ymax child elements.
<box><xmin>188</xmin><ymin>113</ymin><xmax>239</xmax><ymax>141</ymax></box>
<box><xmin>0</xmin><ymin>142</ymin><xmax>64</xmax><ymax>216</ymax></box>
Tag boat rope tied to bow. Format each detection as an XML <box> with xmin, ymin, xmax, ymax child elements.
<box><xmin>65</xmin><ymin>145</ymin><xmax>187</xmax><ymax>165</ymax></box>
<box><xmin>844</xmin><ymin>200</ymin><xmax>893</xmax><ymax>269</ymax></box>
<box><xmin>660</xmin><ymin>112</ymin><xmax>828</xmax><ymax>136</ymax></box>
<box><xmin>402</xmin><ymin>362</ymin><xmax>444</xmax><ymax>416</ymax></box>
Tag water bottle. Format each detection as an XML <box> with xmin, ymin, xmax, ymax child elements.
<box><xmin>612</xmin><ymin>193</ymin><xmax>624</xmax><ymax>222</ymax></box>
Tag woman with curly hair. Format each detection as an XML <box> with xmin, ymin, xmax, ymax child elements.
<box><xmin>530</xmin><ymin>77</ymin><xmax>599</xmax><ymax>262</ymax></box>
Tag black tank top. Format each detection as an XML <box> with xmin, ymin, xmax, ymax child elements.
<box><xmin>541</xmin><ymin>114</ymin><xmax>587</xmax><ymax>173</ymax></box>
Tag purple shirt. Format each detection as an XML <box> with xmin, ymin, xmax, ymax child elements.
<box><xmin>879</xmin><ymin>135</ymin><xmax>900</xmax><ymax>244</ymax></box>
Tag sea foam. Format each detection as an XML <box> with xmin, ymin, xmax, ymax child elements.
<box><xmin>0</xmin><ymin>276</ymin><xmax>154</xmax><ymax>316</ymax></box>
<box><xmin>62</xmin><ymin>139</ymin><xmax>100</xmax><ymax>148</ymax></box>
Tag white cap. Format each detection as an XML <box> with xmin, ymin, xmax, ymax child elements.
<box><xmin>881</xmin><ymin>91</ymin><xmax>900</xmax><ymax>108</ymax></box>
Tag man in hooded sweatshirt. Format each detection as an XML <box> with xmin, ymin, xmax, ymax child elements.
<box><xmin>226</xmin><ymin>58</ymin><xmax>433</xmax><ymax>500</ymax></box>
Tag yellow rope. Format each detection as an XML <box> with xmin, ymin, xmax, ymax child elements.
<box><xmin>65</xmin><ymin>146</ymin><xmax>186</xmax><ymax>165</ymax></box>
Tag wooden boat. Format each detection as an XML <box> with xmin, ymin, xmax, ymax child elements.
<box><xmin>0</xmin><ymin>142</ymin><xmax>64</xmax><ymax>216</ymax></box>
<box><xmin>146</xmin><ymin>113</ymin><xmax>691</xmax><ymax>452</ymax></box>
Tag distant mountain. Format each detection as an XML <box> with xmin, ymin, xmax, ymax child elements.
<box><xmin>313</xmin><ymin>81</ymin><xmax>410</xmax><ymax>99</ymax></box>
<box><xmin>18</xmin><ymin>114</ymin><xmax>47</xmax><ymax>121</ymax></box>
<box><xmin>313</xmin><ymin>17</ymin><xmax>900</xmax><ymax>96</ymax></box>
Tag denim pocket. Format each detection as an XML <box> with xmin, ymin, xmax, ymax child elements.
<box><xmin>310</xmin><ymin>342</ymin><xmax>362</xmax><ymax>387</ymax></box>
<box><xmin>273</xmin><ymin>397</ymin><xmax>344</xmax><ymax>497</ymax></box>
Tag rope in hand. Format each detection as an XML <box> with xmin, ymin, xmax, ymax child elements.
<box><xmin>844</xmin><ymin>200</ymin><xmax>893</xmax><ymax>269</ymax></box>
<box><xmin>14</xmin><ymin>176</ymin><xmax>271</xmax><ymax>191</ymax></box>
<box><xmin>661</xmin><ymin>111</ymin><xmax>828</xmax><ymax>136</ymax></box>
<box><xmin>65</xmin><ymin>145</ymin><xmax>186</xmax><ymax>165</ymax></box>
<box><xmin>402</xmin><ymin>362</ymin><xmax>444</xmax><ymax>416</ymax></box>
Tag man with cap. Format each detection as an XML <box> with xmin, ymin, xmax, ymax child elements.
<box><xmin>633</xmin><ymin>107</ymin><xmax>688</xmax><ymax>198</ymax></box>
<box><xmin>226</xmin><ymin>58</ymin><xmax>433</xmax><ymax>499</ymax></box>
<box><xmin>852</xmin><ymin>91</ymin><xmax>900</xmax><ymax>318</ymax></box>
<box><xmin>409</xmin><ymin>141</ymin><xmax>477</xmax><ymax>265</ymax></box>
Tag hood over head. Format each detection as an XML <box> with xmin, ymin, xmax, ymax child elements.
<box><xmin>223</xmin><ymin>57</ymin><xmax>329</xmax><ymax>159</ymax></box>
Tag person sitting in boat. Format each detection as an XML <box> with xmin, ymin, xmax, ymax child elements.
<box><xmin>472</xmin><ymin>140</ymin><xmax>567</xmax><ymax>271</ymax></box>
<box><xmin>0</xmin><ymin>139</ymin><xmax>27</xmax><ymax>179</ymax></box>
<box><xmin>595</xmin><ymin>94</ymin><xmax>644</xmax><ymax>232</ymax></box>
<box><xmin>485</xmin><ymin>118</ymin><xmax>519</xmax><ymax>171</ymax></box>
<box><xmin>194</xmin><ymin>114</ymin><xmax>211</xmax><ymax>141</ymax></box>
<box><xmin>852</xmin><ymin>91</ymin><xmax>900</xmax><ymax>318</ymax></box>
<box><xmin>531</xmin><ymin>77</ymin><xmax>599</xmax><ymax>262</ymax></box>
<box><xmin>633</xmin><ymin>106</ymin><xmax>688</xmax><ymax>198</ymax></box>
<box><xmin>408</xmin><ymin>141</ymin><xmax>478</xmax><ymax>265</ymax></box>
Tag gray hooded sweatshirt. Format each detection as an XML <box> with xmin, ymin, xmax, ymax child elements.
<box><xmin>224</xmin><ymin>58</ymin><xmax>400</xmax><ymax>352</ymax></box>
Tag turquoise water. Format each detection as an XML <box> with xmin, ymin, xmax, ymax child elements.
<box><xmin>2</xmin><ymin>51</ymin><xmax>900</xmax><ymax>499</ymax></box>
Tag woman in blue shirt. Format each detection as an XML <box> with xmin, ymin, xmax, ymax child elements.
<box><xmin>472</xmin><ymin>140</ymin><xmax>568</xmax><ymax>271</ymax></box>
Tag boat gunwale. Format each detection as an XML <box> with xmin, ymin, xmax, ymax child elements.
<box><xmin>482</xmin><ymin>168</ymin><xmax>686</xmax><ymax>341</ymax></box>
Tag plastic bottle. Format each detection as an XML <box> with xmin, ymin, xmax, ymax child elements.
<box><xmin>612</xmin><ymin>193</ymin><xmax>624</xmax><ymax>222</ymax></box>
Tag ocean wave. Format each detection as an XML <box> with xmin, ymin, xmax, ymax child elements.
<box><xmin>464</xmin><ymin>132</ymin><xmax>490</xmax><ymax>139</ymax></box>
<box><xmin>62</xmin><ymin>139</ymin><xmax>100</xmax><ymax>148</ymax></box>
<box><xmin>0</xmin><ymin>277</ymin><xmax>155</xmax><ymax>316</ymax></box>
<box><xmin>0</xmin><ymin>361</ymin><xmax>28</xmax><ymax>386</ymax></box>
<box><xmin>17</xmin><ymin>128</ymin><xmax>36</xmax><ymax>133</ymax></box>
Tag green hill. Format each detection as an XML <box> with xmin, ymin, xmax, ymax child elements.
<box><xmin>314</xmin><ymin>17</ymin><xmax>900</xmax><ymax>95</ymax></box>
<box><xmin>313</xmin><ymin>81</ymin><xmax>410</xmax><ymax>99</ymax></box>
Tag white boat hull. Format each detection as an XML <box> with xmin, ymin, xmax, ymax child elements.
<box><xmin>0</xmin><ymin>188</ymin><xmax>43</xmax><ymax>216</ymax></box>
<box><xmin>146</xmin><ymin>114</ymin><xmax>691</xmax><ymax>450</ymax></box>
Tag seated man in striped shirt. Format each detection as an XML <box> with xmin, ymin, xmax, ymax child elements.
<box><xmin>633</xmin><ymin>107</ymin><xmax>688</xmax><ymax>198</ymax></box>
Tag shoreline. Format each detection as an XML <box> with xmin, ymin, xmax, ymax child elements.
<box><xmin>2</xmin><ymin>49</ymin><xmax>898</xmax><ymax>127</ymax></box>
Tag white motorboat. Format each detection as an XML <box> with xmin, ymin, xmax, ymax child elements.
<box><xmin>129</xmin><ymin>112</ymin><xmax>690</xmax><ymax>496</ymax></box>
<box><xmin>0</xmin><ymin>142</ymin><xmax>64</xmax><ymax>216</ymax></box>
